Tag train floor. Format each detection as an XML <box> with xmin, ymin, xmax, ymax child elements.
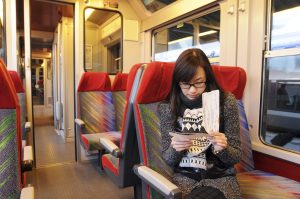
<box><xmin>29</xmin><ymin>125</ymin><xmax>134</xmax><ymax>198</ymax></box>
<box><xmin>34</xmin><ymin>125</ymin><xmax>75</xmax><ymax>167</ymax></box>
<box><xmin>27</xmin><ymin>162</ymin><xmax>134</xmax><ymax>199</ymax></box>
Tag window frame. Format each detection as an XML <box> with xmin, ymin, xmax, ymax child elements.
<box><xmin>260</xmin><ymin>0</ymin><xmax>300</xmax><ymax>154</ymax></box>
<box><xmin>151</xmin><ymin>6</ymin><xmax>220</xmax><ymax>63</ymax></box>
<box><xmin>83</xmin><ymin>6</ymin><xmax>123</xmax><ymax>74</ymax></box>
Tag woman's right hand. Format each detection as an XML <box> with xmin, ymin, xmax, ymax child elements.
<box><xmin>170</xmin><ymin>135</ymin><xmax>192</xmax><ymax>152</ymax></box>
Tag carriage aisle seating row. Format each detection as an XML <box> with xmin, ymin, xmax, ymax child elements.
<box><xmin>0</xmin><ymin>60</ymin><xmax>34</xmax><ymax>199</ymax></box>
<box><xmin>99</xmin><ymin>64</ymin><xmax>144</xmax><ymax>190</ymax></box>
<box><xmin>75</xmin><ymin>72</ymin><xmax>127</xmax><ymax>168</ymax></box>
<box><xmin>133</xmin><ymin>62</ymin><xmax>300</xmax><ymax>199</ymax></box>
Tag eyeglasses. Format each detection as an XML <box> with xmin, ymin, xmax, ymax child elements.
<box><xmin>179</xmin><ymin>81</ymin><xmax>206</xmax><ymax>89</ymax></box>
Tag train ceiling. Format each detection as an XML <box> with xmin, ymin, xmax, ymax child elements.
<box><xmin>17</xmin><ymin>0</ymin><xmax>73</xmax><ymax>53</ymax></box>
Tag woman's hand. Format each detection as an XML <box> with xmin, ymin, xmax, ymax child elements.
<box><xmin>209</xmin><ymin>132</ymin><xmax>227</xmax><ymax>153</ymax></box>
<box><xmin>170</xmin><ymin>134</ymin><xmax>192</xmax><ymax>152</ymax></box>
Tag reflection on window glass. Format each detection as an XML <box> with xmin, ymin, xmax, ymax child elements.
<box><xmin>262</xmin><ymin>55</ymin><xmax>300</xmax><ymax>152</ymax></box>
<box><xmin>0</xmin><ymin>0</ymin><xmax>6</xmax><ymax>62</ymax></box>
<box><xmin>153</xmin><ymin>10</ymin><xmax>220</xmax><ymax>63</ymax></box>
<box><xmin>84</xmin><ymin>8</ymin><xmax>122</xmax><ymax>74</ymax></box>
<box><xmin>271</xmin><ymin>0</ymin><xmax>300</xmax><ymax>50</ymax></box>
<box><xmin>141</xmin><ymin>0</ymin><xmax>176</xmax><ymax>13</ymax></box>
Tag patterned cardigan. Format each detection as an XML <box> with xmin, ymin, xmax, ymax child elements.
<box><xmin>159</xmin><ymin>92</ymin><xmax>242</xmax><ymax>199</ymax></box>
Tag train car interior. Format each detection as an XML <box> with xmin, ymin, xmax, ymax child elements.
<box><xmin>0</xmin><ymin>0</ymin><xmax>299</xmax><ymax>198</ymax></box>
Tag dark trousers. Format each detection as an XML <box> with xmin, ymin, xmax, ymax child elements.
<box><xmin>186</xmin><ymin>186</ymin><xmax>226</xmax><ymax>199</ymax></box>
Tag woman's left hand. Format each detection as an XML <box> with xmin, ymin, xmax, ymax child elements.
<box><xmin>209</xmin><ymin>132</ymin><xmax>227</xmax><ymax>153</ymax></box>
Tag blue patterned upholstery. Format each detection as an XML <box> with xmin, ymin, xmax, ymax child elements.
<box><xmin>235</xmin><ymin>100</ymin><xmax>254</xmax><ymax>172</ymax></box>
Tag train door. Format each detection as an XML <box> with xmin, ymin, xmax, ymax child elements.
<box><xmin>23</xmin><ymin>0</ymin><xmax>75</xmax><ymax>167</ymax></box>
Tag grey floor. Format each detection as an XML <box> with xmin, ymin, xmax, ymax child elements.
<box><xmin>30</xmin><ymin>125</ymin><xmax>134</xmax><ymax>198</ymax></box>
<box><xmin>34</xmin><ymin>125</ymin><xmax>75</xmax><ymax>167</ymax></box>
<box><xmin>27</xmin><ymin>162</ymin><xmax>134</xmax><ymax>199</ymax></box>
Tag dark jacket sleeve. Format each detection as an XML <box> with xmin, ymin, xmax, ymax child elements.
<box><xmin>158</xmin><ymin>103</ymin><xmax>184</xmax><ymax>167</ymax></box>
<box><xmin>214</xmin><ymin>92</ymin><xmax>242</xmax><ymax>165</ymax></box>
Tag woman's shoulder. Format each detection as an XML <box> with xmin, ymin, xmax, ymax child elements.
<box><xmin>223</xmin><ymin>92</ymin><xmax>238</xmax><ymax>107</ymax></box>
<box><xmin>158</xmin><ymin>102</ymin><xmax>172</xmax><ymax>116</ymax></box>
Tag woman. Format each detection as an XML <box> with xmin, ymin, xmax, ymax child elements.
<box><xmin>159</xmin><ymin>48</ymin><xmax>241</xmax><ymax>199</ymax></box>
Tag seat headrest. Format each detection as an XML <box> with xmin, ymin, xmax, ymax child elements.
<box><xmin>77</xmin><ymin>72</ymin><xmax>111</xmax><ymax>92</ymax></box>
<box><xmin>0</xmin><ymin>61</ymin><xmax>19</xmax><ymax>108</ymax></box>
<box><xmin>136</xmin><ymin>62</ymin><xmax>175</xmax><ymax>104</ymax></box>
<box><xmin>9</xmin><ymin>71</ymin><xmax>25</xmax><ymax>93</ymax></box>
<box><xmin>135</xmin><ymin>63</ymin><xmax>246</xmax><ymax>103</ymax></box>
<box><xmin>112</xmin><ymin>73</ymin><xmax>128</xmax><ymax>91</ymax></box>
<box><xmin>126</xmin><ymin>63</ymin><xmax>145</xmax><ymax>100</ymax></box>
<box><xmin>212</xmin><ymin>65</ymin><xmax>246</xmax><ymax>100</ymax></box>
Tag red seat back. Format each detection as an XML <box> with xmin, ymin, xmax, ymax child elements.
<box><xmin>212</xmin><ymin>65</ymin><xmax>246</xmax><ymax>100</ymax></box>
<box><xmin>112</xmin><ymin>73</ymin><xmax>128</xmax><ymax>91</ymax></box>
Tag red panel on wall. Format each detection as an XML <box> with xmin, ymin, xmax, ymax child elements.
<box><xmin>253</xmin><ymin>151</ymin><xmax>300</xmax><ymax>182</ymax></box>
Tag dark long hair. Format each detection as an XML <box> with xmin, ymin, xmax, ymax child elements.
<box><xmin>168</xmin><ymin>48</ymin><xmax>224</xmax><ymax>130</ymax></box>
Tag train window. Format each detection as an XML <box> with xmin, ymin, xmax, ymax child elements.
<box><xmin>271</xmin><ymin>0</ymin><xmax>300</xmax><ymax>50</ymax></box>
<box><xmin>84</xmin><ymin>7</ymin><xmax>122</xmax><ymax>74</ymax></box>
<box><xmin>153</xmin><ymin>9</ymin><xmax>220</xmax><ymax>63</ymax></box>
<box><xmin>0</xmin><ymin>0</ymin><xmax>6</xmax><ymax>63</ymax></box>
<box><xmin>141</xmin><ymin>0</ymin><xmax>177</xmax><ymax>13</ymax></box>
<box><xmin>261</xmin><ymin>0</ymin><xmax>300</xmax><ymax>153</ymax></box>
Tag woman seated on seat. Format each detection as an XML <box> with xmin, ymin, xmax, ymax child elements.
<box><xmin>159</xmin><ymin>48</ymin><xmax>241</xmax><ymax>199</ymax></box>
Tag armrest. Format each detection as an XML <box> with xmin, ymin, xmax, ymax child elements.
<box><xmin>22</xmin><ymin>146</ymin><xmax>33</xmax><ymax>172</ymax></box>
<box><xmin>75</xmin><ymin>118</ymin><xmax>85</xmax><ymax>128</ymax></box>
<box><xmin>99</xmin><ymin>137</ymin><xmax>122</xmax><ymax>158</ymax></box>
<box><xmin>25</xmin><ymin>122</ymin><xmax>31</xmax><ymax>132</ymax></box>
<box><xmin>133</xmin><ymin>165</ymin><xmax>182</xmax><ymax>199</ymax></box>
<box><xmin>20</xmin><ymin>186</ymin><xmax>34</xmax><ymax>199</ymax></box>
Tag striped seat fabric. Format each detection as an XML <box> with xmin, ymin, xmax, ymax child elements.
<box><xmin>134</xmin><ymin>62</ymin><xmax>176</xmax><ymax>199</ymax></box>
<box><xmin>133</xmin><ymin>63</ymin><xmax>300</xmax><ymax>199</ymax></box>
<box><xmin>101</xmin><ymin>64</ymin><xmax>144</xmax><ymax>189</ymax></box>
<box><xmin>76</xmin><ymin>72</ymin><xmax>119</xmax><ymax>152</ymax></box>
<box><xmin>0</xmin><ymin>60</ymin><xmax>34</xmax><ymax>198</ymax></box>
<box><xmin>112</xmin><ymin>73</ymin><xmax>128</xmax><ymax>131</ymax></box>
<box><xmin>212</xmin><ymin>66</ymin><xmax>300</xmax><ymax>198</ymax></box>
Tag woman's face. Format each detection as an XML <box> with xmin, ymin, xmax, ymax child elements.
<box><xmin>179</xmin><ymin>66</ymin><xmax>206</xmax><ymax>100</ymax></box>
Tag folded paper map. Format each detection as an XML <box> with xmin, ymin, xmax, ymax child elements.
<box><xmin>202</xmin><ymin>90</ymin><xmax>219</xmax><ymax>134</ymax></box>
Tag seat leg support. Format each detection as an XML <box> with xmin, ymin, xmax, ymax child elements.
<box><xmin>134</xmin><ymin>184</ymin><xmax>143</xmax><ymax>199</ymax></box>
<box><xmin>98</xmin><ymin>149</ymin><xmax>105</xmax><ymax>170</ymax></box>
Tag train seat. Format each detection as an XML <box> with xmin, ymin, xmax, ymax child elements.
<box><xmin>9</xmin><ymin>71</ymin><xmax>31</xmax><ymax>147</ymax></box>
<box><xmin>211</xmin><ymin>65</ymin><xmax>254</xmax><ymax>173</ymax></box>
<box><xmin>75</xmin><ymin>72</ymin><xmax>119</xmax><ymax>166</ymax></box>
<box><xmin>0</xmin><ymin>60</ymin><xmax>34</xmax><ymax>198</ymax></box>
<box><xmin>133</xmin><ymin>61</ymin><xmax>178</xmax><ymax>198</ymax></box>
<box><xmin>213</xmin><ymin>67</ymin><xmax>300</xmax><ymax>198</ymax></box>
<box><xmin>133</xmin><ymin>63</ymin><xmax>300</xmax><ymax>198</ymax></box>
<box><xmin>99</xmin><ymin>64</ymin><xmax>144</xmax><ymax>189</ymax></box>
